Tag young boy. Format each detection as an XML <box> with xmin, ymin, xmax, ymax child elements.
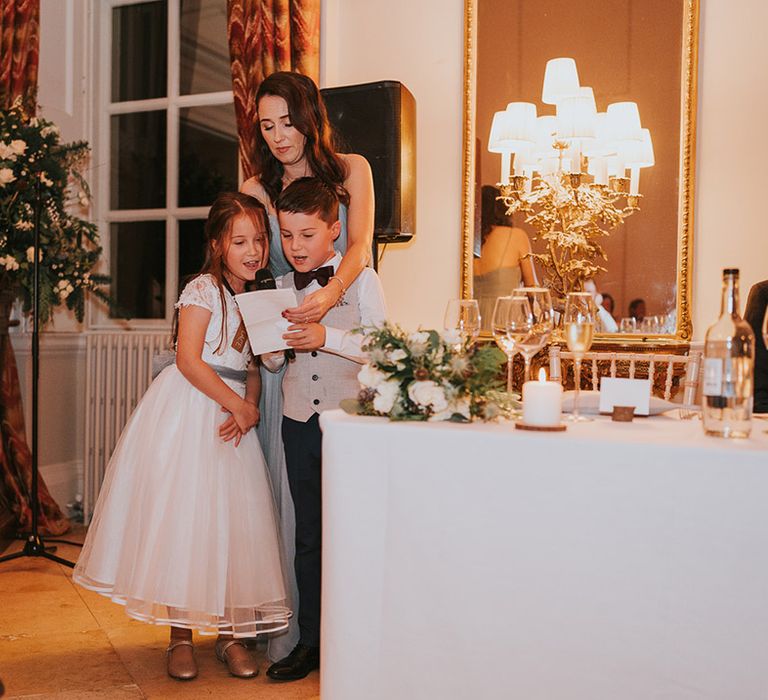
<box><xmin>263</xmin><ymin>177</ymin><xmax>387</xmax><ymax>681</ymax></box>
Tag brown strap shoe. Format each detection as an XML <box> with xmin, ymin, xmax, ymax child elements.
<box><xmin>215</xmin><ymin>638</ymin><xmax>259</xmax><ymax>678</ymax></box>
<box><xmin>166</xmin><ymin>640</ymin><xmax>197</xmax><ymax>681</ymax></box>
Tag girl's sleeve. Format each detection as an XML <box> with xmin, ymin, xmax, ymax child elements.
<box><xmin>175</xmin><ymin>275</ymin><xmax>217</xmax><ymax>312</ymax></box>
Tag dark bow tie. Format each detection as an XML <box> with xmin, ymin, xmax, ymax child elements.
<box><xmin>294</xmin><ymin>265</ymin><xmax>334</xmax><ymax>290</ymax></box>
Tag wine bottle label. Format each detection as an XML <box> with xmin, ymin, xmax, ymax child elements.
<box><xmin>703</xmin><ymin>357</ymin><xmax>723</xmax><ymax>396</ymax></box>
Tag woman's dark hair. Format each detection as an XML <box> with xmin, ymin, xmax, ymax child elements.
<box><xmin>254</xmin><ymin>71</ymin><xmax>350</xmax><ymax>208</ymax></box>
<box><xmin>480</xmin><ymin>185</ymin><xmax>513</xmax><ymax>244</ymax></box>
<box><xmin>173</xmin><ymin>192</ymin><xmax>270</xmax><ymax>353</ymax></box>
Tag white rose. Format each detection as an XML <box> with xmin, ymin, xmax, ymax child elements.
<box><xmin>1</xmin><ymin>256</ymin><xmax>20</xmax><ymax>271</ymax></box>
<box><xmin>429</xmin><ymin>396</ymin><xmax>471</xmax><ymax>422</ymax></box>
<box><xmin>408</xmin><ymin>380</ymin><xmax>448</xmax><ymax>413</ymax></box>
<box><xmin>358</xmin><ymin>363</ymin><xmax>387</xmax><ymax>389</ymax></box>
<box><xmin>0</xmin><ymin>142</ymin><xmax>17</xmax><ymax>160</ymax></box>
<box><xmin>9</xmin><ymin>139</ymin><xmax>26</xmax><ymax>155</ymax></box>
<box><xmin>26</xmin><ymin>246</ymin><xmax>35</xmax><ymax>262</ymax></box>
<box><xmin>388</xmin><ymin>349</ymin><xmax>407</xmax><ymax>362</ymax></box>
<box><xmin>373</xmin><ymin>379</ymin><xmax>400</xmax><ymax>414</ymax></box>
<box><xmin>442</xmin><ymin>328</ymin><xmax>462</xmax><ymax>346</ymax></box>
<box><xmin>41</xmin><ymin>125</ymin><xmax>59</xmax><ymax>138</ymax></box>
<box><xmin>406</xmin><ymin>331</ymin><xmax>430</xmax><ymax>357</ymax></box>
<box><xmin>0</xmin><ymin>168</ymin><xmax>16</xmax><ymax>186</ymax></box>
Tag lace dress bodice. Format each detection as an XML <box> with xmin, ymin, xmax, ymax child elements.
<box><xmin>175</xmin><ymin>274</ymin><xmax>250</xmax><ymax>371</ymax></box>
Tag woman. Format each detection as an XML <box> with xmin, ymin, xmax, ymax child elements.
<box><xmin>240</xmin><ymin>71</ymin><xmax>374</xmax><ymax>663</ymax></box>
<box><xmin>473</xmin><ymin>185</ymin><xmax>537</xmax><ymax>330</ymax></box>
<box><xmin>241</xmin><ymin>71</ymin><xmax>374</xmax><ymax>322</ymax></box>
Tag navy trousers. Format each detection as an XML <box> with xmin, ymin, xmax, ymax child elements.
<box><xmin>282</xmin><ymin>413</ymin><xmax>322</xmax><ymax>648</ymax></box>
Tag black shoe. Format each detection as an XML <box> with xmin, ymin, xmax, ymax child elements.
<box><xmin>266</xmin><ymin>643</ymin><xmax>320</xmax><ymax>681</ymax></box>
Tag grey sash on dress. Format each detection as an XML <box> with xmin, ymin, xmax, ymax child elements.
<box><xmin>151</xmin><ymin>351</ymin><xmax>247</xmax><ymax>384</ymax></box>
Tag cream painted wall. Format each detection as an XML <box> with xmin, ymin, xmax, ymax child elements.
<box><xmin>321</xmin><ymin>0</ymin><xmax>465</xmax><ymax>330</ymax></box>
<box><xmin>694</xmin><ymin>0</ymin><xmax>768</xmax><ymax>338</ymax></box>
<box><xmin>323</xmin><ymin>0</ymin><xmax>767</xmax><ymax>339</ymax></box>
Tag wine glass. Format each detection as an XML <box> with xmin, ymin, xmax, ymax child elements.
<box><xmin>444</xmin><ymin>299</ymin><xmax>481</xmax><ymax>349</ymax></box>
<box><xmin>514</xmin><ymin>287</ymin><xmax>555</xmax><ymax>382</ymax></box>
<box><xmin>563</xmin><ymin>292</ymin><xmax>596</xmax><ymax>422</ymax></box>
<box><xmin>492</xmin><ymin>296</ymin><xmax>533</xmax><ymax>393</ymax></box>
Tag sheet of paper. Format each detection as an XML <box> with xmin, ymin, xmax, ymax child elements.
<box><xmin>598</xmin><ymin>377</ymin><xmax>652</xmax><ymax>416</ymax></box>
<box><xmin>234</xmin><ymin>288</ymin><xmax>297</xmax><ymax>355</ymax></box>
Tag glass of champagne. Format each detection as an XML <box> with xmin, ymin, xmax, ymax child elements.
<box><xmin>492</xmin><ymin>296</ymin><xmax>533</xmax><ymax>393</ymax></box>
<box><xmin>444</xmin><ymin>299</ymin><xmax>481</xmax><ymax>350</ymax></box>
<box><xmin>514</xmin><ymin>287</ymin><xmax>555</xmax><ymax>382</ymax></box>
<box><xmin>564</xmin><ymin>292</ymin><xmax>596</xmax><ymax>422</ymax></box>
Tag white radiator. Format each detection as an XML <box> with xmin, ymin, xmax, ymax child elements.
<box><xmin>83</xmin><ymin>332</ymin><xmax>170</xmax><ymax>521</ymax></box>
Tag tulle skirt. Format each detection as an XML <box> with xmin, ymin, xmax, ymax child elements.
<box><xmin>73</xmin><ymin>365</ymin><xmax>291</xmax><ymax>637</ymax></box>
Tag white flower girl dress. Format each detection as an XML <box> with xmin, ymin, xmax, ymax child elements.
<box><xmin>74</xmin><ymin>274</ymin><xmax>291</xmax><ymax>637</ymax></box>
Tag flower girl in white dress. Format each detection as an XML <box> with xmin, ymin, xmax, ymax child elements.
<box><xmin>74</xmin><ymin>193</ymin><xmax>291</xmax><ymax>681</ymax></box>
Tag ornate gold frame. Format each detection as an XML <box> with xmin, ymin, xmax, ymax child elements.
<box><xmin>460</xmin><ymin>0</ymin><xmax>700</xmax><ymax>347</ymax></box>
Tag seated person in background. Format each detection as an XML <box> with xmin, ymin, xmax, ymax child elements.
<box><xmin>601</xmin><ymin>293</ymin><xmax>616</xmax><ymax>319</ymax></box>
<box><xmin>584</xmin><ymin>279</ymin><xmax>618</xmax><ymax>333</ymax></box>
<box><xmin>628</xmin><ymin>298</ymin><xmax>646</xmax><ymax>323</ymax></box>
<box><xmin>745</xmin><ymin>280</ymin><xmax>768</xmax><ymax>413</ymax></box>
<box><xmin>474</xmin><ymin>185</ymin><xmax>537</xmax><ymax>329</ymax></box>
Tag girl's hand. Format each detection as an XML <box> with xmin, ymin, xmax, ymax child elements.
<box><xmin>283</xmin><ymin>323</ymin><xmax>326</xmax><ymax>351</ymax></box>
<box><xmin>221</xmin><ymin>401</ymin><xmax>260</xmax><ymax>445</ymax></box>
<box><xmin>283</xmin><ymin>284</ymin><xmax>341</xmax><ymax>324</ymax></box>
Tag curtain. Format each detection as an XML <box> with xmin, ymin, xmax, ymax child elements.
<box><xmin>0</xmin><ymin>0</ymin><xmax>69</xmax><ymax>536</ymax></box>
<box><xmin>0</xmin><ymin>0</ymin><xmax>40</xmax><ymax>113</ymax></box>
<box><xmin>227</xmin><ymin>0</ymin><xmax>320</xmax><ymax>179</ymax></box>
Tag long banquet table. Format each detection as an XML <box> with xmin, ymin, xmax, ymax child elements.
<box><xmin>319</xmin><ymin>409</ymin><xmax>768</xmax><ymax>700</ymax></box>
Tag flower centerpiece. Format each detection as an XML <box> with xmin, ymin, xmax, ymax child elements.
<box><xmin>0</xmin><ymin>98</ymin><xmax>109</xmax><ymax>324</ymax></box>
<box><xmin>353</xmin><ymin>322</ymin><xmax>520</xmax><ymax>422</ymax></box>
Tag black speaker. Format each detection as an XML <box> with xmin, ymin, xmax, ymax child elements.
<box><xmin>321</xmin><ymin>81</ymin><xmax>416</xmax><ymax>244</ymax></box>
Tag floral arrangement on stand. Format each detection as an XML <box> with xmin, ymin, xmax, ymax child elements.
<box><xmin>351</xmin><ymin>323</ymin><xmax>520</xmax><ymax>422</ymax></box>
<box><xmin>0</xmin><ymin>97</ymin><xmax>109</xmax><ymax>324</ymax></box>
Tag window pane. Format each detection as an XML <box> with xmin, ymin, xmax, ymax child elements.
<box><xmin>178</xmin><ymin>104</ymin><xmax>238</xmax><ymax>207</ymax></box>
<box><xmin>112</xmin><ymin>1</ymin><xmax>167</xmax><ymax>102</ymax></box>
<box><xmin>180</xmin><ymin>0</ymin><xmax>231</xmax><ymax>95</ymax></box>
<box><xmin>110</xmin><ymin>221</ymin><xmax>166</xmax><ymax>319</ymax></box>
<box><xmin>178</xmin><ymin>219</ymin><xmax>207</xmax><ymax>292</ymax></box>
<box><xmin>111</xmin><ymin>111</ymin><xmax>167</xmax><ymax>209</ymax></box>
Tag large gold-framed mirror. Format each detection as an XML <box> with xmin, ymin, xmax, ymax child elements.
<box><xmin>461</xmin><ymin>0</ymin><xmax>699</xmax><ymax>346</ymax></box>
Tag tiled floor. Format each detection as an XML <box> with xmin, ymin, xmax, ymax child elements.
<box><xmin>0</xmin><ymin>533</ymin><xmax>319</xmax><ymax>699</ymax></box>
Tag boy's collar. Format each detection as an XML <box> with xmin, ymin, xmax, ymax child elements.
<box><xmin>311</xmin><ymin>251</ymin><xmax>342</xmax><ymax>272</ymax></box>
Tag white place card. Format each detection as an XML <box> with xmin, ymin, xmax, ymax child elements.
<box><xmin>598</xmin><ymin>377</ymin><xmax>652</xmax><ymax>416</ymax></box>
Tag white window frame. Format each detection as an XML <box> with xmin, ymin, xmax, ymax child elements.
<box><xmin>90</xmin><ymin>0</ymin><xmax>236</xmax><ymax>329</ymax></box>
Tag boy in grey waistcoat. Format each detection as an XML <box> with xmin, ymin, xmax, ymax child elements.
<box><xmin>262</xmin><ymin>177</ymin><xmax>386</xmax><ymax>681</ymax></box>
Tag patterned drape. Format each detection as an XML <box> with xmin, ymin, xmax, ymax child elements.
<box><xmin>0</xmin><ymin>0</ymin><xmax>69</xmax><ymax>536</ymax></box>
<box><xmin>0</xmin><ymin>0</ymin><xmax>40</xmax><ymax>113</ymax></box>
<box><xmin>227</xmin><ymin>0</ymin><xmax>320</xmax><ymax>179</ymax></box>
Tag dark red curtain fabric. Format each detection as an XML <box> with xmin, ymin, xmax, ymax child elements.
<box><xmin>227</xmin><ymin>0</ymin><xmax>320</xmax><ymax>179</ymax></box>
<box><xmin>0</xmin><ymin>0</ymin><xmax>40</xmax><ymax>113</ymax></box>
<box><xmin>0</xmin><ymin>0</ymin><xmax>69</xmax><ymax>536</ymax></box>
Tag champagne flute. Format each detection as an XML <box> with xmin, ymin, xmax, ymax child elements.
<box><xmin>492</xmin><ymin>296</ymin><xmax>533</xmax><ymax>393</ymax></box>
<box><xmin>564</xmin><ymin>292</ymin><xmax>596</xmax><ymax>422</ymax></box>
<box><xmin>514</xmin><ymin>287</ymin><xmax>555</xmax><ymax>382</ymax></box>
<box><xmin>444</xmin><ymin>299</ymin><xmax>481</xmax><ymax>350</ymax></box>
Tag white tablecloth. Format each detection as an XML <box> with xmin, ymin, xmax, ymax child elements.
<box><xmin>319</xmin><ymin>410</ymin><xmax>768</xmax><ymax>700</ymax></box>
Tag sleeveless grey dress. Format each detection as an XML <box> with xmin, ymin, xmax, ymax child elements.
<box><xmin>259</xmin><ymin>204</ymin><xmax>348</xmax><ymax>660</ymax></box>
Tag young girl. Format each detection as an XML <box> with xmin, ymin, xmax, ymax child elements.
<box><xmin>73</xmin><ymin>193</ymin><xmax>291</xmax><ymax>682</ymax></box>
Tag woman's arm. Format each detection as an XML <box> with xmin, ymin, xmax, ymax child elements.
<box><xmin>176</xmin><ymin>305</ymin><xmax>259</xmax><ymax>436</ymax></box>
<box><xmin>283</xmin><ymin>153</ymin><xmax>374</xmax><ymax>323</ymax></box>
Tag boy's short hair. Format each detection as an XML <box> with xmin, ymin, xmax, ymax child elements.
<box><xmin>275</xmin><ymin>177</ymin><xmax>340</xmax><ymax>224</ymax></box>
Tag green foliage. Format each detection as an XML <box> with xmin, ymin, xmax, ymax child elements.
<box><xmin>0</xmin><ymin>98</ymin><xmax>109</xmax><ymax>324</ymax></box>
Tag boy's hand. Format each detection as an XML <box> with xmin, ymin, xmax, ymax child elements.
<box><xmin>284</xmin><ymin>323</ymin><xmax>326</xmax><ymax>351</ymax></box>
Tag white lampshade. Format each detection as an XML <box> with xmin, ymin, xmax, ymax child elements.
<box><xmin>542</xmin><ymin>58</ymin><xmax>580</xmax><ymax>105</ymax></box>
<box><xmin>605</xmin><ymin>102</ymin><xmax>642</xmax><ymax>141</ymax></box>
<box><xmin>556</xmin><ymin>87</ymin><xmax>597</xmax><ymax>141</ymax></box>
<box><xmin>618</xmin><ymin>128</ymin><xmax>654</xmax><ymax>166</ymax></box>
<box><xmin>532</xmin><ymin>115</ymin><xmax>559</xmax><ymax>156</ymax></box>
<box><xmin>488</xmin><ymin>102</ymin><xmax>537</xmax><ymax>153</ymax></box>
<box><xmin>582</xmin><ymin>113</ymin><xmax>616</xmax><ymax>157</ymax></box>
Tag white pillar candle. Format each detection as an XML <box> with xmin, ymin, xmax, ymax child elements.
<box><xmin>522</xmin><ymin>368</ymin><xmax>563</xmax><ymax>426</ymax></box>
<box><xmin>500</xmin><ymin>152</ymin><xmax>511</xmax><ymax>184</ymax></box>
<box><xmin>629</xmin><ymin>165</ymin><xmax>640</xmax><ymax>195</ymax></box>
